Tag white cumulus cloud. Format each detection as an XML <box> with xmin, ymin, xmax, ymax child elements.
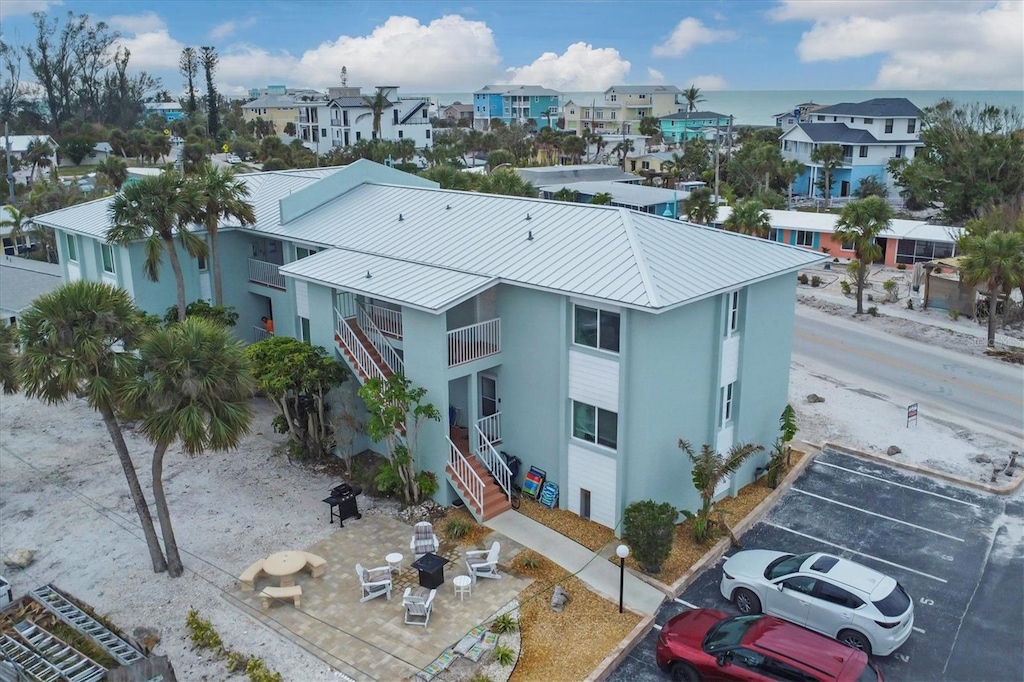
<box><xmin>771</xmin><ymin>0</ymin><xmax>1023</xmax><ymax>89</ymax></box>
<box><xmin>687</xmin><ymin>74</ymin><xmax>728</xmax><ymax>90</ymax></box>
<box><xmin>209</xmin><ymin>17</ymin><xmax>257</xmax><ymax>41</ymax></box>
<box><xmin>647</xmin><ymin>67</ymin><xmax>666</xmax><ymax>83</ymax></box>
<box><xmin>0</xmin><ymin>0</ymin><xmax>61</xmax><ymax>20</ymax></box>
<box><xmin>106</xmin><ymin>11</ymin><xmax>166</xmax><ymax>34</ymax></box>
<box><xmin>652</xmin><ymin>17</ymin><xmax>736</xmax><ymax>57</ymax></box>
<box><xmin>502</xmin><ymin>42</ymin><xmax>631</xmax><ymax>91</ymax></box>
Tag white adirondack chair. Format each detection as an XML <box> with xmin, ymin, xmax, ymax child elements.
<box><xmin>466</xmin><ymin>541</ymin><xmax>501</xmax><ymax>583</ymax></box>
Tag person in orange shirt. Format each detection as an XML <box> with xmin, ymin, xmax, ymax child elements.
<box><xmin>261</xmin><ymin>316</ymin><xmax>274</xmax><ymax>333</ymax></box>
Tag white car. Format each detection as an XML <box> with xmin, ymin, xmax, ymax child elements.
<box><xmin>226</xmin><ymin>154</ymin><xmax>242</xmax><ymax>164</ymax></box>
<box><xmin>720</xmin><ymin>550</ymin><xmax>913</xmax><ymax>656</ymax></box>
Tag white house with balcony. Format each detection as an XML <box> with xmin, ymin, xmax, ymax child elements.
<box><xmin>779</xmin><ymin>97</ymin><xmax>924</xmax><ymax>200</ymax></box>
<box><xmin>296</xmin><ymin>86</ymin><xmax>433</xmax><ymax>155</ymax></box>
<box><xmin>33</xmin><ymin>160</ymin><xmax>821</xmax><ymax>533</ymax></box>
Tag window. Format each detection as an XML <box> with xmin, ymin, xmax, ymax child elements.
<box><xmin>572</xmin><ymin>401</ymin><xmax>618</xmax><ymax>449</ymax></box>
<box><xmin>727</xmin><ymin>291</ymin><xmax>740</xmax><ymax>334</ymax></box>
<box><xmin>885</xmin><ymin>118</ymin><xmax>894</xmax><ymax>133</ymax></box>
<box><xmin>355</xmin><ymin>131</ymin><xmax>362</xmax><ymax>141</ymax></box>
<box><xmin>895</xmin><ymin>145</ymin><xmax>904</xmax><ymax>158</ymax></box>
<box><xmin>795</xmin><ymin>230</ymin><xmax>814</xmax><ymax>247</ymax></box>
<box><xmin>841</xmin><ymin>145</ymin><xmax>853</xmax><ymax>158</ymax></box>
<box><xmin>573</xmin><ymin>305</ymin><xmax>620</xmax><ymax>352</ymax></box>
<box><xmin>896</xmin><ymin>238</ymin><xmax>955</xmax><ymax>264</ymax></box>
<box><xmin>300</xmin><ymin>317</ymin><xmax>311</xmax><ymax>343</ymax></box>
<box><xmin>610</xmin><ymin>94</ymin><xmax>617</xmax><ymax>102</ymax></box>
<box><xmin>569</xmin><ymin>108</ymin><xmax>576</xmax><ymax>116</ymax></box>
<box><xmin>781</xmin><ymin>576</ymin><xmax>816</xmax><ymax>595</ymax></box>
<box><xmin>296</xmin><ymin>247</ymin><xmax>318</xmax><ymax>260</ymax></box>
<box><xmin>722</xmin><ymin>382</ymin><xmax>735</xmax><ymax>424</ymax></box>
<box><xmin>907</xmin><ymin>119</ymin><xmax>916</xmax><ymax>133</ymax></box>
<box><xmin>783</xmin><ymin>140</ymin><xmax>793</xmax><ymax>151</ymax></box>
<box><xmin>398</xmin><ymin>130</ymin><xmax>404</xmax><ymax>138</ymax></box>
<box><xmin>816</xmin><ymin>581</ymin><xmax>863</xmax><ymax>608</ymax></box>
<box><xmin>816</xmin><ymin>115</ymin><xmax>825</xmax><ymax>121</ymax></box>
<box><xmin>197</xmin><ymin>255</ymin><xmax>208</xmax><ymax>271</ymax></box>
<box><xmin>641</xmin><ymin>161</ymin><xmax>650</xmax><ymax>170</ymax></box>
<box><xmin>841</xmin><ymin>241</ymin><xmax>854</xmax><ymax>251</ymax></box>
<box><xmin>65</xmin><ymin>233</ymin><xmax>77</xmax><ymax>261</ymax></box>
<box><xmin>859</xmin><ymin>145</ymin><xmax>868</xmax><ymax>158</ymax></box>
<box><xmin>425</xmin><ymin>130</ymin><xmax>430</xmax><ymax>139</ymax></box>
<box><xmin>580</xmin><ymin>489</ymin><xmax>591</xmax><ymax>520</ymax></box>
<box><xmin>610</xmin><ymin>111</ymin><xmax>616</xmax><ymax>120</ymax></box>
<box><xmin>101</xmin><ymin>243</ymin><xmax>115</xmax><ymax>274</ymax></box>
<box><xmin>864</xmin><ymin>117</ymin><xmax>874</xmax><ymax>124</ymax></box>
<box><xmin>768</xmin><ymin>228</ymin><xmax>779</xmax><ymax>242</ymax></box>
<box><xmin>320</xmin><ymin>128</ymin><xmax>327</xmax><ymax>137</ymax></box>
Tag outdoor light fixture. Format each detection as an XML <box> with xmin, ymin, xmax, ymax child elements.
<box><xmin>616</xmin><ymin>544</ymin><xmax>629</xmax><ymax>613</ymax></box>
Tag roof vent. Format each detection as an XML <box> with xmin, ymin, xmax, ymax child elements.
<box><xmin>446</xmin><ymin>204</ymin><xmax>451</xmax><ymax>210</ymax></box>
<box><xmin>527</xmin><ymin>230</ymin><xmax>534</xmax><ymax>241</ymax></box>
<box><xmin>365</xmin><ymin>270</ymin><xmax>372</xmax><ymax>279</ymax></box>
<box><xmin>398</xmin><ymin>213</ymin><xmax>404</xmax><ymax>221</ymax></box>
<box><xmin>525</xmin><ymin>213</ymin><xmax>532</xmax><ymax>221</ymax></box>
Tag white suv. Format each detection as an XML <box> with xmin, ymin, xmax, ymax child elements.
<box><xmin>720</xmin><ymin>550</ymin><xmax>914</xmax><ymax>656</ymax></box>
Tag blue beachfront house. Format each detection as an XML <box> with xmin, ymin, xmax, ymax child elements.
<box><xmin>659</xmin><ymin>111</ymin><xmax>732</xmax><ymax>144</ymax></box>
<box><xmin>34</xmin><ymin>161</ymin><xmax>821</xmax><ymax>532</ymax></box>
<box><xmin>779</xmin><ymin>97</ymin><xmax>923</xmax><ymax>200</ymax></box>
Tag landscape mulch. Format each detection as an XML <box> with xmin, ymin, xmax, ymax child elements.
<box><xmin>516</xmin><ymin>497</ymin><xmax>617</xmax><ymax>551</ymax></box>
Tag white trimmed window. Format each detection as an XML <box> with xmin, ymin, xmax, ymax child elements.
<box><xmin>65</xmin><ymin>234</ymin><xmax>78</xmax><ymax>261</ymax></box>
<box><xmin>573</xmin><ymin>305</ymin><xmax>620</xmax><ymax>353</ymax></box>
<box><xmin>727</xmin><ymin>291</ymin><xmax>740</xmax><ymax>335</ymax></box>
<box><xmin>795</xmin><ymin>230</ymin><xmax>814</xmax><ymax>247</ymax></box>
<box><xmin>721</xmin><ymin>383</ymin><xmax>735</xmax><ymax>425</ymax></box>
<box><xmin>101</xmin><ymin>244</ymin><xmax>116</xmax><ymax>274</ymax></box>
<box><xmin>572</xmin><ymin>401</ymin><xmax>618</xmax><ymax>449</ymax></box>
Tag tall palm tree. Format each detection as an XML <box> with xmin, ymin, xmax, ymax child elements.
<box><xmin>0</xmin><ymin>205</ymin><xmax>31</xmax><ymax>254</ymax></box>
<box><xmin>365</xmin><ymin>87</ymin><xmax>392</xmax><ymax>140</ymax></box>
<box><xmin>189</xmin><ymin>165</ymin><xmax>256</xmax><ymax>307</ymax></box>
<box><xmin>612</xmin><ymin>138</ymin><xmax>634</xmax><ymax>171</ymax></box>
<box><xmin>681</xmin><ymin>187</ymin><xmax>718</xmax><ymax>225</ymax></box>
<box><xmin>96</xmin><ymin>156</ymin><xmax>129</xmax><ymax>189</ymax></box>
<box><xmin>108</xmin><ymin>172</ymin><xmax>206</xmax><ymax>321</ymax></box>
<box><xmin>959</xmin><ymin>231</ymin><xmax>1024</xmax><ymax>347</ymax></box>
<box><xmin>0</xmin><ymin>321</ymin><xmax>18</xmax><ymax>395</ymax></box>
<box><xmin>834</xmin><ymin>196</ymin><xmax>894</xmax><ymax>314</ymax></box>
<box><xmin>589</xmin><ymin>192</ymin><xmax>613</xmax><ymax>205</ymax></box>
<box><xmin>679</xmin><ymin>439</ymin><xmax>763</xmax><ymax>543</ymax></box>
<box><xmin>724</xmin><ymin>198</ymin><xmax>771</xmax><ymax>238</ymax></box>
<box><xmin>561</xmin><ymin>135</ymin><xmax>586</xmax><ymax>165</ymax></box>
<box><xmin>810</xmin><ymin>143</ymin><xmax>845</xmax><ymax>208</ymax></box>
<box><xmin>24</xmin><ymin>139</ymin><xmax>54</xmax><ymax>183</ymax></box>
<box><xmin>779</xmin><ymin>159</ymin><xmax>805</xmax><ymax>210</ymax></box>
<box><xmin>420</xmin><ymin>164</ymin><xmax>472</xmax><ymax>190</ymax></box>
<box><xmin>17</xmin><ymin>281</ymin><xmax>167</xmax><ymax>573</ymax></box>
<box><xmin>683</xmin><ymin>85</ymin><xmax>706</xmax><ymax>113</ymax></box>
<box><xmin>122</xmin><ymin>317</ymin><xmax>255</xmax><ymax>576</ymax></box>
<box><xmin>480</xmin><ymin>167</ymin><xmax>538</xmax><ymax>197</ymax></box>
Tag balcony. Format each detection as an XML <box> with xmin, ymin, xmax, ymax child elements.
<box><xmin>330</xmin><ymin>118</ymin><xmax>348</xmax><ymax>127</ymax></box>
<box><xmin>248</xmin><ymin>259</ymin><xmax>285</xmax><ymax>290</ymax></box>
<box><xmin>447</xmin><ymin>318</ymin><xmax>500</xmax><ymax>367</ymax></box>
<box><xmin>253</xmin><ymin>326</ymin><xmax>274</xmax><ymax>343</ymax></box>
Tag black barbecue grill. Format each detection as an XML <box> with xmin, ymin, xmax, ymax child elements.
<box><xmin>324</xmin><ymin>482</ymin><xmax>362</xmax><ymax>526</ymax></box>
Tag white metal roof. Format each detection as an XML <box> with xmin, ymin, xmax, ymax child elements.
<box><xmin>538</xmin><ymin>181</ymin><xmax>680</xmax><ymax>208</ymax></box>
<box><xmin>714</xmin><ymin>207</ymin><xmax>961</xmax><ymax>243</ymax></box>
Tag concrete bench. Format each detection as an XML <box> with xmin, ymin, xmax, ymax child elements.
<box><xmin>301</xmin><ymin>551</ymin><xmax>327</xmax><ymax>578</ymax></box>
<box><xmin>260</xmin><ymin>585</ymin><xmax>302</xmax><ymax>610</ymax></box>
<box><xmin>238</xmin><ymin>559</ymin><xmax>266</xmax><ymax>592</ymax></box>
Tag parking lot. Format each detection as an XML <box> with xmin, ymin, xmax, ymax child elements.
<box><xmin>609</xmin><ymin>447</ymin><xmax>1024</xmax><ymax>682</ymax></box>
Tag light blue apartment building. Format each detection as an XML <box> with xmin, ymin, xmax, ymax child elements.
<box><xmin>473</xmin><ymin>85</ymin><xmax>561</xmax><ymax>130</ymax></box>
<box><xmin>34</xmin><ymin>161</ymin><xmax>821</xmax><ymax>533</ymax></box>
<box><xmin>659</xmin><ymin>111</ymin><xmax>732</xmax><ymax>143</ymax></box>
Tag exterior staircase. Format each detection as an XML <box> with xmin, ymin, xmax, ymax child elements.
<box><xmin>335</xmin><ymin>320</ymin><xmax>394</xmax><ymax>384</ymax></box>
<box><xmin>446</xmin><ymin>427</ymin><xmax>511</xmax><ymax>522</ymax></box>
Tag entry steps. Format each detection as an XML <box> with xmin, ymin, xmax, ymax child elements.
<box><xmin>31</xmin><ymin>585</ymin><xmax>145</xmax><ymax>666</ymax></box>
<box><xmin>0</xmin><ymin>634</ymin><xmax>64</xmax><ymax>681</ymax></box>
<box><xmin>11</xmin><ymin>621</ymin><xmax>105</xmax><ymax>681</ymax></box>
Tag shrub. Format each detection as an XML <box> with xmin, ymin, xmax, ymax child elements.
<box><xmin>444</xmin><ymin>517</ymin><xmax>469</xmax><ymax>540</ymax></box>
<box><xmin>867</xmin><ymin>306</ymin><xmax>879</xmax><ymax>316</ymax></box>
<box><xmin>897</xmin><ymin>263</ymin><xmax>907</xmax><ymax>270</ymax></box>
<box><xmin>226</xmin><ymin>650</ymin><xmax>249</xmax><ymax>672</ymax></box>
<box><xmin>514</xmin><ymin>552</ymin><xmax>540</xmax><ymax>571</ymax></box>
<box><xmin>416</xmin><ymin>470</ymin><xmax>439</xmax><ymax>498</ymax></box>
<box><xmin>820</xmin><ymin>246</ymin><xmax>831</xmax><ymax>255</ymax></box>
<box><xmin>949</xmin><ymin>309</ymin><xmax>960</xmax><ymax>321</ymax></box>
<box><xmin>373</xmin><ymin>462</ymin><xmax>403</xmax><ymax>496</ymax></box>
<box><xmin>810</xmin><ymin>275</ymin><xmax>822</xmax><ymax>288</ymax></box>
<box><xmin>246</xmin><ymin>657</ymin><xmax>283</xmax><ymax>682</ymax></box>
<box><xmin>623</xmin><ymin>500</ymin><xmax>677</xmax><ymax>573</ymax></box>
<box><xmin>493</xmin><ymin>644</ymin><xmax>516</xmax><ymax>666</ymax></box>
<box><xmin>185</xmin><ymin>608</ymin><xmax>223</xmax><ymax>651</ymax></box>
<box><xmin>840</xmin><ymin>280</ymin><xmax>852</xmax><ymax>295</ymax></box>
<box><xmin>491</xmin><ymin>612</ymin><xmax>519</xmax><ymax>634</ymax></box>
<box><xmin>797</xmin><ymin>273</ymin><xmax>809</xmax><ymax>285</ymax></box>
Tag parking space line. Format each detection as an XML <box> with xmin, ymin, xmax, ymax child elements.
<box><xmin>764</xmin><ymin>521</ymin><xmax>948</xmax><ymax>583</ymax></box>
<box><xmin>652</xmin><ymin>623</ymin><xmax>662</xmax><ymax>630</ymax></box>
<box><xmin>913</xmin><ymin>627</ymin><xmax>926</xmax><ymax>634</ymax></box>
<box><xmin>792</xmin><ymin>488</ymin><xmax>965</xmax><ymax>542</ymax></box>
<box><xmin>814</xmin><ymin>460</ymin><xmax>980</xmax><ymax>508</ymax></box>
<box><xmin>674</xmin><ymin>598</ymin><xmax>699</xmax><ymax>609</ymax></box>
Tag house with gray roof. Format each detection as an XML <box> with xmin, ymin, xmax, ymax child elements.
<box><xmin>32</xmin><ymin>160</ymin><xmax>822</xmax><ymax>532</ymax></box>
<box><xmin>565</xmin><ymin>85</ymin><xmax>682</xmax><ymax>136</ymax></box>
<box><xmin>1</xmin><ymin>256</ymin><xmax>62</xmax><ymax>324</ymax></box>
<box><xmin>779</xmin><ymin>97</ymin><xmax>923</xmax><ymax>200</ymax></box>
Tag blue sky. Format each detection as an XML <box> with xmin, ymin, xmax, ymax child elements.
<box><xmin>1</xmin><ymin>0</ymin><xmax>1021</xmax><ymax>95</ymax></box>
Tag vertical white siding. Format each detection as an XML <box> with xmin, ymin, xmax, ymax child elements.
<box><xmin>720</xmin><ymin>334</ymin><xmax>740</xmax><ymax>387</ymax></box>
<box><xmin>568</xmin><ymin>350</ymin><xmax>619</xmax><ymax>412</ymax></box>
<box><xmin>295</xmin><ymin>281</ymin><xmax>309</xmax><ymax>318</ymax></box>
<box><xmin>199</xmin><ymin>273</ymin><xmax>212</xmax><ymax>302</ymax></box>
<box><xmin>567</xmin><ymin>444</ymin><xmax>617</xmax><ymax>529</ymax></box>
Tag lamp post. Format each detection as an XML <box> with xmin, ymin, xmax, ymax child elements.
<box><xmin>616</xmin><ymin>544</ymin><xmax>630</xmax><ymax>614</ymax></box>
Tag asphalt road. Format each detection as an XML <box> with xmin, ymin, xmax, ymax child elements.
<box><xmin>607</xmin><ymin>448</ymin><xmax>1024</xmax><ymax>682</ymax></box>
<box><xmin>792</xmin><ymin>308</ymin><xmax>1024</xmax><ymax>441</ymax></box>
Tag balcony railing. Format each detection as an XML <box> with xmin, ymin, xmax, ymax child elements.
<box><xmin>366</xmin><ymin>304</ymin><xmax>403</xmax><ymax>339</ymax></box>
<box><xmin>330</xmin><ymin>119</ymin><xmax>348</xmax><ymax>127</ymax></box>
<box><xmin>447</xmin><ymin>318</ymin><xmax>500</xmax><ymax>366</ymax></box>
<box><xmin>253</xmin><ymin>326</ymin><xmax>274</xmax><ymax>343</ymax></box>
<box><xmin>477</xmin><ymin>412</ymin><xmax>501</xmax><ymax>444</ymax></box>
<box><xmin>248</xmin><ymin>259</ymin><xmax>285</xmax><ymax>290</ymax></box>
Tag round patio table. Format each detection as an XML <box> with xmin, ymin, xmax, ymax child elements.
<box><xmin>263</xmin><ymin>551</ymin><xmax>305</xmax><ymax>587</ymax></box>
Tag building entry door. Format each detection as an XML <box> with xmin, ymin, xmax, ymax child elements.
<box><xmin>480</xmin><ymin>374</ymin><xmax>498</xmax><ymax>418</ymax></box>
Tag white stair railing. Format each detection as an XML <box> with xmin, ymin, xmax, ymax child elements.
<box><xmin>247</xmin><ymin>259</ymin><xmax>285</xmax><ymax>289</ymax></box>
<box><xmin>447</xmin><ymin>318</ymin><xmax>501</xmax><ymax>366</ymax></box>
<box><xmin>475</xmin><ymin>426</ymin><xmax>512</xmax><ymax>503</ymax></box>
<box><xmin>357</xmin><ymin>302</ymin><xmax>404</xmax><ymax>374</ymax></box>
<box><xmin>477</xmin><ymin>412</ymin><xmax>501</xmax><ymax>443</ymax></box>
<box><xmin>335</xmin><ymin>310</ymin><xmax>386</xmax><ymax>384</ymax></box>
<box><xmin>448</xmin><ymin>437</ymin><xmax>484</xmax><ymax>515</ymax></box>
<box><xmin>367</xmin><ymin>303</ymin><xmax>403</xmax><ymax>339</ymax></box>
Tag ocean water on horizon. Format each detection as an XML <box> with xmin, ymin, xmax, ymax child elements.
<box><xmin>412</xmin><ymin>89</ymin><xmax>1023</xmax><ymax>126</ymax></box>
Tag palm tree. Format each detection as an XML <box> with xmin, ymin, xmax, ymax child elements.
<box><xmin>0</xmin><ymin>205</ymin><xmax>31</xmax><ymax>254</ymax></box>
<box><xmin>679</xmin><ymin>439</ymin><xmax>763</xmax><ymax>542</ymax></box>
<box><xmin>724</xmin><ymin>198</ymin><xmax>771</xmax><ymax>238</ymax></box>
<box><xmin>834</xmin><ymin>196</ymin><xmax>894</xmax><ymax>314</ymax></box>
<box><xmin>682</xmin><ymin>85</ymin><xmax>706</xmax><ymax>113</ymax></box>
<box><xmin>480</xmin><ymin>167</ymin><xmax>538</xmax><ymax>197</ymax></box>
<box><xmin>779</xmin><ymin>159</ymin><xmax>805</xmax><ymax>209</ymax></box>
<box><xmin>96</xmin><ymin>156</ymin><xmax>129</xmax><ymax>189</ymax></box>
<box><xmin>612</xmin><ymin>138</ymin><xmax>634</xmax><ymax>171</ymax></box>
<box><xmin>810</xmin><ymin>143</ymin><xmax>845</xmax><ymax>208</ymax></box>
<box><xmin>365</xmin><ymin>87</ymin><xmax>392</xmax><ymax>140</ymax></box>
<box><xmin>24</xmin><ymin>139</ymin><xmax>54</xmax><ymax>183</ymax></box>
<box><xmin>420</xmin><ymin>164</ymin><xmax>472</xmax><ymax>190</ymax></box>
<box><xmin>190</xmin><ymin>165</ymin><xmax>256</xmax><ymax>306</ymax></box>
<box><xmin>108</xmin><ymin>172</ymin><xmax>206</xmax><ymax>321</ymax></box>
<box><xmin>0</xmin><ymin>321</ymin><xmax>18</xmax><ymax>395</ymax></box>
<box><xmin>122</xmin><ymin>317</ymin><xmax>255</xmax><ymax>576</ymax></box>
<box><xmin>681</xmin><ymin>187</ymin><xmax>718</xmax><ymax>225</ymax></box>
<box><xmin>17</xmin><ymin>281</ymin><xmax>167</xmax><ymax>573</ymax></box>
<box><xmin>561</xmin><ymin>135</ymin><xmax>586</xmax><ymax>165</ymax></box>
<box><xmin>959</xmin><ymin>231</ymin><xmax>1024</xmax><ymax>347</ymax></box>
<box><xmin>589</xmin><ymin>192</ymin><xmax>613</xmax><ymax>205</ymax></box>
<box><xmin>552</xmin><ymin>187</ymin><xmax>580</xmax><ymax>203</ymax></box>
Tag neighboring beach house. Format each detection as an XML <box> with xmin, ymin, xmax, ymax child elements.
<box><xmin>58</xmin><ymin>142</ymin><xmax>114</xmax><ymax>167</ymax></box>
<box><xmin>2</xmin><ymin>135</ymin><xmax>59</xmax><ymax>184</ymax></box>
<box><xmin>32</xmin><ymin>161</ymin><xmax>821</xmax><ymax>532</ymax></box>
<box><xmin>779</xmin><ymin>97</ymin><xmax>923</xmax><ymax>200</ymax></box>
<box><xmin>442</xmin><ymin>102</ymin><xmax>474</xmax><ymax>125</ymax></box>
<box><xmin>564</xmin><ymin>85</ymin><xmax>683</xmax><ymax>136</ymax></box>
<box><xmin>659</xmin><ymin>111</ymin><xmax>733</xmax><ymax>144</ymax></box>
<box><xmin>142</xmin><ymin>101</ymin><xmax>184</xmax><ymax>122</ymax></box>
<box><xmin>296</xmin><ymin>86</ymin><xmax>433</xmax><ymax>155</ymax></box>
<box><xmin>471</xmin><ymin>85</ymin><xmax>561</xmax><ymax>130</ymax></box>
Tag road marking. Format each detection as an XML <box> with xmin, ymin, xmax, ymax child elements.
<box><xmin>814</xmin><ymin>460</ymin><xmax>981</xmax><ymax>508</ymax></box>
<box><xmin>674</xmin><ymin>598</ymin><xmax>699</xmax><ymax>609</ymax></box>
<box><xmin>791</xmin><ymin>488</ymin><xmax>965</xmax><ymax>542</ymax></box>
<box><xmin>764</xmin><ymin>522</ymin><xmax>948</xmax><ymax>583</ymax></box>
<box><xmin>652</xmin><ymin>623</ymin><xmax>662</xmax><ymax>630</ymax></box>
<box><xmin>913</xmin><ymin>627</ymin><xmax>926</xmax><ymax>634</ymax></box>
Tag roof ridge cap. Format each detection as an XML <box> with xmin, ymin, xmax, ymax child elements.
<box><xmin>618</xmin><ymin>208</ymin><xmax>661</xmax><ymax>308</ymax></box>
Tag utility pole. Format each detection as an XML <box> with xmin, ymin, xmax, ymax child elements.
<box><xmin>4</xmin><ymin>121</ymin><xmax>14</xmax><ymax>205</ymax></box>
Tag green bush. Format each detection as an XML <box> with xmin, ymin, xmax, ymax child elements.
<box><xmin>185</xmin><ymin>608</ymin><xmax>223</xmax><ymax>651</ymax></box>
<box><xmin>897</xmin><ymin>263</ymin><xmax>907</xmax><ymax>270</ymax></box>
<box><xmin>867</xmin><ymin>306</ymin><xmax>879</xmax><ymax>316</ymax></box>
<box><xmin>246</xmin><ymin>657</ymin><xmax>283</xmax><ymax>682</ymax></box>
<box><xmin>444</xmin><ymin>517</ymin><xmax>469</xmax><ymax>540</ymax></box>
<box><xmin>416</xmin><ymin>470</ymin><xmax>439</xmax><ymax>498</ymax></box>
<box><xmin>493</xmin><ymin>644</ymin><xmax>516</xmax><ymax>666</ymax></box>
<box><xmin>840</xmin><ymin>280</ymin><xmax>852</xmax><ymax>295</ymax></box>
<box><xmin>490</xmin><ymin>612</ymin><xmax>519</xmax><ymax>634</ymax></box>
<box><xmin>797</xmin><ymin>273</ymin><xmax>809</xmax><ymax>285</ymax></box>
<box><xmin>374</xmin><ymin>462</ymin><xmax>403</xmax><ymax>496</ymax></box>
<box><xmin>949</xmin><ymin>309</ymin><xmax>960</xmax><ymax>320</ymax></box>
<box><xmin>623</xmin><ymin>500</ymin><xmax>677</xmax><ymax>573</ymax></box>
<box><xmin>810</xmin><ymin>275</ymin><xmax>822</xmax><ymax>288</ymax></box>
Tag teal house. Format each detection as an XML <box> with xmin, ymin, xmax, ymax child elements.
<box><xmin>659</xmin><ymin>111</ymin><xmax>732</xmax><ymax>143</ymax></box>
<box><xmin>34</xmin><ymin>161</ymin><xmax>821</xmax><ymax>533</ymax></box>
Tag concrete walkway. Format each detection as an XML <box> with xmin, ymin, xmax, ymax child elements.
<box><xmin>486</xmin><ymin>511</ymin><xmax>666</xmax><ymax>615</ymax></box>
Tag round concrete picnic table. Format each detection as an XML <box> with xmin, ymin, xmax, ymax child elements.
<box><xmin>264</xmin><ymin>551</ymin><xmax>306</xmax><ymax>587</ymax></box>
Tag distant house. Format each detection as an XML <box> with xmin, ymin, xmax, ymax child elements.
<box><xmin>242</xmin><ymin>93</ymin><xmax>304</xmax><ymax>136</ymax></box>
<box><xmin>471</xmin><ymin>85</ymin><xmax>561</xmax><ymax>130</ymax></box>
<box><xmin>472</xmin><ymin>85</ymin><xmax>505</xmax><ymax>130</ymax></box>
<box><xmin>659</xmin><ymin>111</ymin><xmax>732</xmax><ymax>144</ymax></box>
<box><xmin>143</xmin><ymin>101</ymin><xmax>184</xmax><ymax>122</ymax></box>
<box><xmin>295</xmin><ymin>85</ymin><xmax>433</xmax><ymax>155</ymax></box>
<box><xmin>442</xmin><ymin>102</ymin><xmax>474</xmax><ymax>125</ymax></box>
<box><xmin>773</xmin><ymin>102</ymin><xmax>828</xmax><ymax>132</ymax></box>
<box><xmin>539</xmin><ymin>180</ymin><xmax>688</xmax><ymax>217</ymax></box>
<box><xmin>2</xmin><ymin>134</ymin><xmax>59</xmax><ymax>183</ymax></box>
<box><xmin>564</xmin><ymin>85</ymin><xmax>682</xmax><ymax>136</ymax></box>
<box><xmin>58</xmin><ymin>142</ymin><xmax>114</xmax><ymax>167</ymax></box>
<box><xmin>779</xmin><ymin>97</ymin><xmax>923</xmax><ymax>200</ymax></box>
<box><xmin>514</xmin><ymin>164</ymin><xmax>639</xmax><ymax>186</ymax></box>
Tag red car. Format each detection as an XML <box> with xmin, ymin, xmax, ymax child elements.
<box><xmin>656</xmin><ymin>609</ymin><xmax>883</xmax><ymax>682</ymax></box>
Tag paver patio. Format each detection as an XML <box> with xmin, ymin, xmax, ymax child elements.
<box><xmin>225</xmin><ymin>514</ymin><xmax>531</xmax><ymax>680</ymax></box>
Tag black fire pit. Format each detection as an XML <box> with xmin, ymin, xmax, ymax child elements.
<box><xmin>323</xmin><ymin>482</ymin><xmax>362</xmax><ymax>526</ymax></box>
<box><xmin>410</xmin><ymin>552</ymin><xmax>450</xmax><ymax>589</ymax></box>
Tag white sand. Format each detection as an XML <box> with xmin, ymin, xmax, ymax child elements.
<box><xmin>0</xmin><ymin>295</ymin><xmax>1019</xmax><ymax>680</ymax></box>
